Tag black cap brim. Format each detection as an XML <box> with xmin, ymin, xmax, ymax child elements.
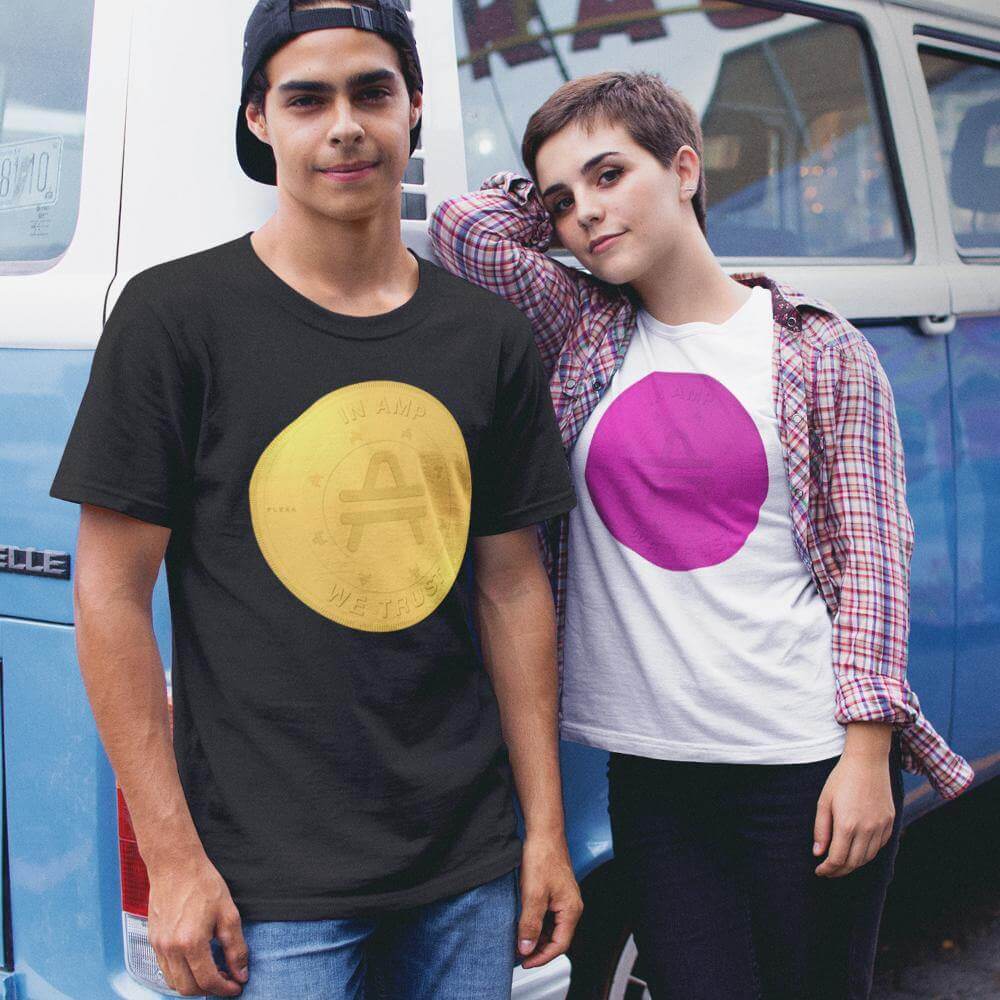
<box><xmin>236</xmin><ymin>100</ymin><xmax>278</xmax><ymax>186</ymax></box>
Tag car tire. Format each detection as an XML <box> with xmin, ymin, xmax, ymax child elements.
<box><xmin>566</xmin><ymin>861</ymin><xmax>653</xmax><ymax>1000</ymax></box>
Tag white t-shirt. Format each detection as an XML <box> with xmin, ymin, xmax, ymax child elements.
<box><xmin>561</xmin><ymin>286</ymin><xmax>845</xmax><ymax>764</ymax></box>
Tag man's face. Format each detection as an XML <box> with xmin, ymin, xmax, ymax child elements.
<box><xmin>246</xmin><ymin>21</ymin><xmax>420</xmax><ymax>222</ymax></box>
<box><xmin>535</xmin><ymin>119</ymin><xmax>693</xmax><ymax>286</ymax></box>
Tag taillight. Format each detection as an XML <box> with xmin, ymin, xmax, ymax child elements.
<box><xmin>119</xmin><ymin>696</ymin><xmax>178</xmax><ymax>994</ymax></box>
<box><xmin>119</xmin><ymin>789</ymin><xmax>175</xmax><ymax>994</ymax></box>
<box><xmin>118</xmin><ymin>789</ymin><xmax>149</xmax><ymax>917</ymax></box>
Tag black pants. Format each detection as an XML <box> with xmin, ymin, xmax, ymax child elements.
<box><xmin>607</xmin><ymin>743</ymin><xmax>904</xmax><ymax>1000</ymax></box>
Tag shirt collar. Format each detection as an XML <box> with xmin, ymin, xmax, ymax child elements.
<box><xmin>731</xmin><ymin>271</ymin><xmax>836</xmax><ymax>334</ymax></box>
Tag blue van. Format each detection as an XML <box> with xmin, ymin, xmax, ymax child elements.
<box><xmin>1</xmin><ymin>1</ymin><xmax>998</xmax><ymax>996</ymax></box>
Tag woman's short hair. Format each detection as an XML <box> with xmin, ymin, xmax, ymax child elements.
<box><xmin>521</xmin><ymin>71</ymin><xmax>707</xmax><ymax>235</ymax></box>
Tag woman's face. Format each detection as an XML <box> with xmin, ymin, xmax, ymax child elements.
<box><xmin>534</xmin><ymin>119</ymin><xmax>696</xmax><ymax>286</ymax></box>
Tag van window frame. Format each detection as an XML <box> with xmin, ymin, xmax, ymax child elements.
<box><xmin>914</xmin><ymin>30</ymin><xmax>1000</xmax><ymax>263</ymax></box>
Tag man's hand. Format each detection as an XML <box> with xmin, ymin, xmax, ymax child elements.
<box><xmin>517</xmin><ymin>833</ymin><xmax>583</xmax><ymax>969</ymax></box>
<box><xmin>147</xmin><ymin>853</ymin><xmax>249</xmax><ymax>997</ymax></box>
<box><xmin>813</xmin><ymin>723</ymin><xmax>895</xmax><ymax>878</ymax></box>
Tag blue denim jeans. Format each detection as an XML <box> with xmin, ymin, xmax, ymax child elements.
<box><xmin>211</xmin><ymin>870</ymin><xmax>518</xmax><ymax>1000</ymax></box>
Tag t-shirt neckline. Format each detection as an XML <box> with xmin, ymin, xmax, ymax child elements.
<box><xmin>237</xmin><ymin>232</ymin><xmax>434</xmax><ymax>340</ymax></box>
<box><xmin>638</xmin><ymin>285</ymin><xmax>770</xmax><ymax>342</ymax></box>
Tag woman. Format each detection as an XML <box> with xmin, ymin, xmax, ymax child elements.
<box><xmin>429</xmin><ymin>72</ymin><xmax>972</xmax><ymax>999</ymax></box>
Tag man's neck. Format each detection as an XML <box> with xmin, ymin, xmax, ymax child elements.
<box><xmin>251</xmin><ymin>198</ymin><xmax>418</xmax><ymax>318</ymax></box>
<box><xmin>629</xmin><ymin>227</ymin><xmax>751</xmax><ymax>328</ymax></box>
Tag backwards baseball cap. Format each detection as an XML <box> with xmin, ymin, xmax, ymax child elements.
<box><xmin>236</xmin><ymin>0</ymin><xmax>423</xmax><ymax>185</ymax></box>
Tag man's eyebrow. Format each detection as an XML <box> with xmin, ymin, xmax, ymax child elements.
<box><xmin>540</xmin><ymin>151</ymin><xmax>620</xmax><ymax>200</ymax></box>
<box><xmin>348</xmin><ymin>68</ymin><xmax>398</xmax><ymax>88</ymax></box>
<box><xmin>277</xmin><ymin>79</ymin><xmax>334</xmax><ymax>95</ymax></box>
<box><xmin>276</xmin><ymin>69</ymin><xmax>399</xmax><ymax>94</ymax></box>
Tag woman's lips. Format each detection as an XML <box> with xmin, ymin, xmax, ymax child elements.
<box><xmin>589</xmin><ymin>232</ymin><xmax>625</xmax><ymax>255</ymax></box>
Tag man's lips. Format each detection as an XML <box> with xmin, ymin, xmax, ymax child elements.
<box><xmin>588</xmin><ymin>231</ymin><xmax>626</xmax><ymax>255</ymax></box>
<box><xmin>317</xmin><ymin>161</ymin><xmax>379</xmax><ymax>181</ymax></box>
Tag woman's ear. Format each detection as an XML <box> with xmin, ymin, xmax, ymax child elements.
<box><xmin>674</xmin><ymin>145</ymin><xmax>701</xmax><ymax>202</ymax></box>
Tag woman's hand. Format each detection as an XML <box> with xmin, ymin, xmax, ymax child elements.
<box><xmin>813</xmin><ymin>722</ymin><xmax>895</xmax><ymax>878</ymax></box>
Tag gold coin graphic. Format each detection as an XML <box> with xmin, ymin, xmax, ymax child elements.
<box><xmin>249</xmin><ymin>381</ymin><xmax>471</xmax><ymax>632</ymax></box>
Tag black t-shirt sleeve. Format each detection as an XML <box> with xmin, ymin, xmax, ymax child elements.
<box><xmin>470</xmin><ymin>318</ymin><xmax>576</xmax><ymax>536</ymax></box>
<box><xmin>50</xmin><ymin>279</ymin><xmax>197</xmax><ymax>527</ymax></box>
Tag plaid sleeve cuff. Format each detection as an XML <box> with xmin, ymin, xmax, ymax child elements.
<box><xmin>834</xmin><ymin>674</ymin><xmax>914</xmax><ymax>726</ymax></box>
<box><xmin>900</xmin><ymin>716</ymin><xmax>976</xmax><ymax>800</ymax></box>
<box><xmin>481</xmin><ymin>172</ymin><xmax>555</xmax><ymax>249</ymax></box>
<box><xmin>483</xmin><ymin>170</ymin><xmax>533</xmax><ymax>203</ymax></box>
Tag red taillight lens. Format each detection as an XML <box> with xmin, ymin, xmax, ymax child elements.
<box><xmin>118</xmin><ymin>787</ymin><xmax>150</xmax><ymax>917</ymax></box>
<box><xmin>119</xmin><ymin>700</ymin><xmax>176</xmax><ymax>993</ymax></box>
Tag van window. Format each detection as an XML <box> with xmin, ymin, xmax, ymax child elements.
<box><xmin>919</xmin><ymin>47</ymin><xmax>1000</xmax><ymax>256</ymax></box>
<box><xmin>452</xmin><ymin>1</ymin><xmax>907</xmax><ymax>260</ymax></box>
<box><xmin>0</xmin><ymin>0</ymin><xmax>95</xmax><ymax>267</ymax></box>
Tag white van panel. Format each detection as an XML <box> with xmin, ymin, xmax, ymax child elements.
<box><xmin>11</xmin><ymin>0</ymin><xmax>994</xmax><ymax>343</ymax></box>
<box><xmin>889</xmin><ymin>0</ymin><xmax>1000</xmax><ymax>32</ymax></box>
<box><xmin>110</xmin><ymin>0</ymin><xmax>467</xmax><ymax>329</ymax></box>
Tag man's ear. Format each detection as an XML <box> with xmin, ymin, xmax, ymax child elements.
<box><xmin>409</xmin><ymin>89</ymin><xmax>423</xmax><ymax>130</ymax></box>
<box><xmin>245</xmin><ymin>102</ymin><xmax>271</xmax><ymax>146</ymax></box>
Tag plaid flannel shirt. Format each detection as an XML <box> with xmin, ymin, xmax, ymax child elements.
<box><xmin>429</xmin><ymin>171</ymin><xmax>973</xmax><ymax>800</ymax></box>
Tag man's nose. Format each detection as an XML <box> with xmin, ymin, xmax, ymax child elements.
<box><xmin>326</xmin><ymin>99</ymin><xmax>365</xmax><ymax>144</ymax></box>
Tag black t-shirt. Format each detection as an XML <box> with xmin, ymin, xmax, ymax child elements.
<box><xmin>51</xmin><ymin>234</ymin><xmax>575</xmax><ymax>919</ymax></box>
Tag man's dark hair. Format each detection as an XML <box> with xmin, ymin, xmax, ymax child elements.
<box><xmin>244</xmin><ymin>0</ymin><xmax>421</xmax><ymax>115</ymax></box>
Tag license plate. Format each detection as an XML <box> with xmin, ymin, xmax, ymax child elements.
<box><xmin>0</xmin><ymin>136</ymin><xmax>62</xmax><ymax>212</ymax></box>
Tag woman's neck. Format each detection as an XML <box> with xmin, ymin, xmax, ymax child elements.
<box><xmin>629</xmin><ymin>229</ymin><xmax>751</xmax><ymax>327</ymax></box>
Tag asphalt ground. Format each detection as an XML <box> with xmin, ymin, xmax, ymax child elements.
<box><xmin>871</xmin><ymin>776</ymin><xmax>1000</xmax><ymax>999</ymax></box>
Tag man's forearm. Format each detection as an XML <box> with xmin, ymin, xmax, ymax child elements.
<box><xmin>474</xmin><ymin>563</ymin><xmax>565</xmax><ymax>836</ymax></box>
<box><xmin>76</xmin><ymin>591</ymin><xmax>205</xmax><ymax>873</ymax></box>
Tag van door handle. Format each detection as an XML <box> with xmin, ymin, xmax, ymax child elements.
<box><xmin>918</xmin><ymin>314</ymin><xmax>956</xmax><ymax>336</ymax></box>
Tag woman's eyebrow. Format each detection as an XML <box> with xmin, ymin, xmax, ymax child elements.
<box><xmin>541</xmin><ymin>151</ymin><xmax>620</xmax><ymax>200</ymax></box>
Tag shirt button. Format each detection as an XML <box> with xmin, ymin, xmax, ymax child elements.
<box><xmin>592</xmin><ymin>378</ymin><xmax>604</xmax><ymax>391</ymax></box>
<box><xmin>565</xmin><ymin>377</ymin><xmax>577</xmax><ymax>391</ymax></box>
<box><xmin>792</xmin><ymin>487</ymin><xmax>804</xmax><ymax>500</ymax></box>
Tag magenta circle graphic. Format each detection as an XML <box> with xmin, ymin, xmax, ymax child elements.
<box><xmin>585</xmin><ymin>372</ymin><xmax>768</xmax><ymax>571</ymax></box>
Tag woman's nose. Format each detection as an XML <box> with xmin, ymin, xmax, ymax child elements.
<box><xmin>575</xmin><ymin>196</ymin><xmax>603</xmax><ymax>228</ymax></box>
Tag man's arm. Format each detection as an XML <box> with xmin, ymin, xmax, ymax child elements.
<box><xmin>430</xmin><ymin>172</ymin><xmax>592</xmax><ymax>376</ymax></box>
<box><xmin>472</xmin><ymin>527</ymin><xmax>583</xmax><ymax>969</ymax></box>
<box><xmin>75</xmin><ymin>504</ymin><xmax>248</xmax><ymax>997</ymax></box>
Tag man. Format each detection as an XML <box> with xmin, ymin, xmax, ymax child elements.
<box><xmin>50</xmin><ymin>2</ymin><xmax>581</xmax><ymax>997</ymax></box>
